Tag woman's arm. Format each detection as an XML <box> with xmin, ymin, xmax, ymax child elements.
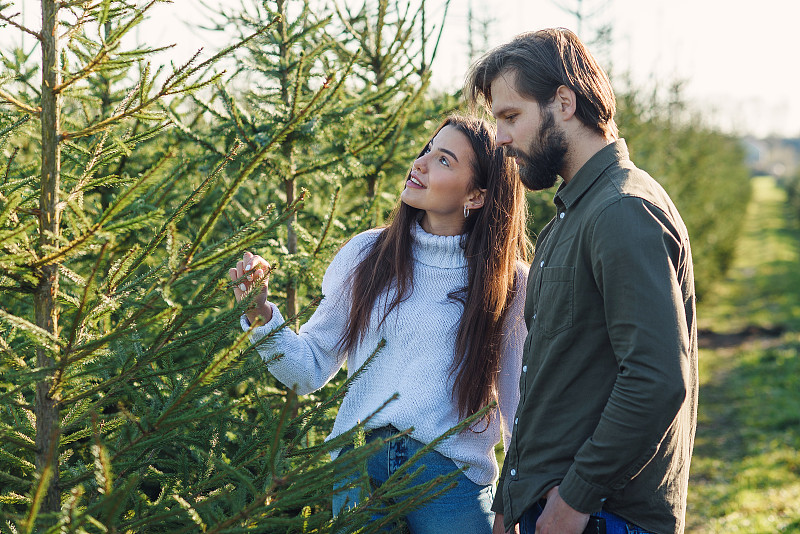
<box><xmin>229</xmin><ymin>234</ymin><xmax>374</xmax><ymax>395</ymax></box>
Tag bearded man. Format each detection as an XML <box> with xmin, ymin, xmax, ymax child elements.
<box><xmin>466</xmin><ymin>28</ymin><xmax>698</xmax><ymax>534</ymax></box>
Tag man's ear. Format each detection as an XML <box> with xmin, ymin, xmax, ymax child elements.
<box><xmin>466</xmin><ymin>188</ymin><xmax>487</xmax><ymax>209</ymax></box>
<box><xmin>555</xmin><ymin>85</ymin><xmax>577</xmax><ymax>120</ymax></box>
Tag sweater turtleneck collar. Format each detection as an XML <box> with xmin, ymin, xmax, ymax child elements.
<box><xmin>411</xmin><ymin>220</ymin><xmax>467</xmax><ymax>269</ymax></box>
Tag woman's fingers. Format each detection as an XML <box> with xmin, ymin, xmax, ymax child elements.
<box><xmin>229</xmin><ymin>267</ymin><xmax>245</xmax><ymax>301</ymax></box>
<box><xmin>245</xmin><ymin>255</ymin><xmax>271</xmax><ymax>284</ymax></box>
<box><xmin>242</xmin><ymin>251</ymin><xmax>255</xmax><ymax>279</ymax></box>
<box><xmin>230</xmin><ymin>252</ymin><xmax>271</xmax><ymax>303</ymax></box>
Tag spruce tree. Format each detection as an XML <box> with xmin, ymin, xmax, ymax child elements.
<box><xmin>0</xmin><ymin>1</ymin><xmax>464</xmax><ymax>531</ymax></box>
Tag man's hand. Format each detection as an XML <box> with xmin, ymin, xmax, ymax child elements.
<box><xmin>535</xmin><ymin>486</ymin><xmax>589</xmax><ymax>534</ymax></box>
<box><xmin>493</xmin><ymin>513</ymin><xmax>519</xmax><ymax>534</ymax></box>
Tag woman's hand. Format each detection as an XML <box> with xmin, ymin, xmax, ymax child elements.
<box><xmin>230</xmin><ymin>251</ymin><xmax>272</xmax><ymax>325</ymax></box>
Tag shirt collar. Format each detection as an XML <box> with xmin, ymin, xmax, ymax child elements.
<box><xmin>554</xmin><ymin>139</ymin><xmax>629</xmax><ymax>210</ymax></box>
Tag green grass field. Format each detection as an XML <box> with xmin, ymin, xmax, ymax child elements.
<box><xmin>688</xmin><ymin>176</ymin><xmax>800</xmax><ymax>533</ymax></box>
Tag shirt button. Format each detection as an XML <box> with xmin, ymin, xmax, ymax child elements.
<box><xmin>533</xmin><ymin>314</ymin><xmax>537</xmax><ymax>320</ymax></box>
<box><xmin>540</xmin><ymin>260</ymin><xmax>544</xmax><ymax>267</ymax></box>
<box><xmin>514</xmin><ymin>418</ymin><xmax>518</xmax><ymax>425</ymax></box>
<box><xmin>559</xmin><ymin>212</ymin><xmax>565</xmax><ymax>219</ymax></box>
<box><xmin>510</xmin><ymin>469</ymin><xmax>517</xmax><ymax>476</ymax></box>
<box><xmin>522</xmin><ymin>365</ymin><xmax>527</xmax><ymax>373</ymax></box>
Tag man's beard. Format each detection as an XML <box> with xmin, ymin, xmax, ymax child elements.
<box><xmin>507</xmin><ymin>110</ymin><xmax>568</xmax><ymax>191</ymax></box>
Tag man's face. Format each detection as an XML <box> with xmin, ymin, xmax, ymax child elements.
<box><xmin>490</xmin><ymin>71</ymin><xmax>568</xmax><ymax>191</ymax></box>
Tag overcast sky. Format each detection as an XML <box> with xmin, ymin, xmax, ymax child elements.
<box><xmin>5</xmin><ymin>0</ymin><xmax>799</xmax><ymax>138</ymax></box>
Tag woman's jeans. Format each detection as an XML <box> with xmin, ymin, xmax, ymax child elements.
<box><xmin>332</xmin><ymin>427</ymin><xmax>494</xmax><ymax>534</ymax></box>
<box><xmin>518</xmin><ymin>499</ymin><xmax>654</xmax><ymax>534</ymax></box>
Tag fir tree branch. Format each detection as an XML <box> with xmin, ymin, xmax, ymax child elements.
<box><xmin>152</xmin><ymin>323</ymin><xmax>254</xmax><ymax>428</ymax></box>
<box><xmin>61</xmin><ymin>19</ymin><xmax>279</xmax><ymax>141</ymax></box>
<box><xmin>160</xmin><ymin>101</ymin><xmax>225</xmax><ymax>156</ymax></box>
<box><xmin>267</xmin><ymin>384</ymin><xmax>295</xmax><ymax>477</ymax></box>
<box><xmin>0</xmin><ymin>334</ymin><xmax>27</xmax><ymax>369</ymax></box>
<box><xmin>58</xmin><ymin>0</ymin><xmax>162</xmax><ymax>87</ymax></box>
<box><xmin>0</xmin><ymin>9</ymin><xmax>42</xmax><ymax>41</ymax></box>
<box><xmin>31</xmin><ymin>151</ymin><xmax>175</xmax><ymax>269</ymax></box>
<box><xmin>63</xmin><ymin>241</ymin><xmax>107</xmax><ymax>355</ymax></box>
<box><xmin>20</xmin><ymin>426</ymin><xmax>58</xmax><ymax>534</ymax></box>
<box><xmin>288</xmin><ymin>338</ymin><xmax>385</xmax><ymax>450</ymax></box>
<box><xmin>139</xmin><ymin>140</ymin><xmax>242</xmax><ymax>277</ymax></box>
<box><xmin>54</xmin><ymin>41</ymin><xmax>117</xmax><ymax>94</ymax></box>
<box><xmin>183</xmin><ymin>192</ymin><xmax>299</xmax><ymax>273</ymax></box>
<box><xmin>0</xmin><ymin>114</ymin><xmax>31</xmax><ymax>140</ymax></box>
<box><xmin>0</xmin><ymin>426</ymin><xmax>36</xmax><ymax>452</ymax></box>
<box><xmin>174</xmin><ymin>87</ymin><xmax>329</xmax><ymax>274</ymax></box>
<box><xmin>312</xmin><ymin>185</ymin><xmax>340</xmax><ymax>257</ymax></box>
<box><xmin>0</xmin><ymin>309</ymin><xmax>64</xmax><ymax>353</ymax></box>
<box><xmin>217</xmin><ymin>83</ymin><xmax>257</xmax><ymax>151</ymax></box>
<box><xmin>0</xmin><ymin>88</ymin><xmax>41</xmax><ymax>116</ymax></box>
<box><xmin>59</xmin><ymin>298</ymin><xmax>172</xmax><ymax>382</ymax></box>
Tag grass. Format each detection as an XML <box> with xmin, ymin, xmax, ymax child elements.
<box><xmin>687</xmin><ymin>176</ymin><xmax>800</xmax><ymax>533</ymax></box>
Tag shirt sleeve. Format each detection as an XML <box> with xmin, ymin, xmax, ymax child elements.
<box><xmin>242</xmin><ymin>234</ymin><xmax>373</xmax><ymax>395</ymax></box>
<box><xmin>558</xmin><ymin>197</ymin><xmax>693</xmax><ymax>512</ymax></box>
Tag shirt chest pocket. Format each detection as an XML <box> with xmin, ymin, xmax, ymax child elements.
<box><xmin>537</xmin><ymin>266</ymin><xmax>575</xmax><ymax>337</ymax></box>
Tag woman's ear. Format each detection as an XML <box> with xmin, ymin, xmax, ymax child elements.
<box><xmin>466</xmin><ymin>188</ymin><xmax>487</xmax><ymax>210</ymax></box>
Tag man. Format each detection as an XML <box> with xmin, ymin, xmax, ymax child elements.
<box><xmin>465</xmin><ymin>28</ymin><xmax>698</xmax><ymax>534</ymax></box>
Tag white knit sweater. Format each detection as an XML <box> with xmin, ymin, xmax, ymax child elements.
<box><xmin>242</xmin><ymin>222</ymin><xmax>527</xmax><ymax>485</ymax></box>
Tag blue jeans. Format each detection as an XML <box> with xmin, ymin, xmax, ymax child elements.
<box><xmin>518</xmin><ymin>499</ymin><xmax>654</xmax><ymax>534</ymax></box>
<box><xmin>332</xmin><ymin>427</ymin><xmax>494</xmax><ymax>534</ymax></box>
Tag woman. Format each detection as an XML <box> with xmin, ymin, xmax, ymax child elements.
<box><xmin>230</xmin><ymin>115</ymin><xmax>530</xmax><ymax>533</ymax></box>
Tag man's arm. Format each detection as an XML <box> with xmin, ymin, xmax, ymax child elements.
<box><xmin>559</xmin><ymin>197</ymin><xmax>692</xmax><ymax>512</ymax></box>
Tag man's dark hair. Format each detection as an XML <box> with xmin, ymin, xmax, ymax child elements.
<box><xmin>466</xmin><ymin>28</ymin><xmax>618</xmax><ymax>138</ymax></box>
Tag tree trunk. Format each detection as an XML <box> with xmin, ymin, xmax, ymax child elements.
<box><xmin>283</xmin><ymin>174</ymin><xmax>297</xmax><ymax>324</ymax></box>
<box><xmin>35</xmin><ymin>0</ymin><xmax>62</xmax><ymax>514</ymax></box>
<box><xmin>277</xmin><ymin>0</ymin><xmax>298</xmax><ymax>326</ymax></box>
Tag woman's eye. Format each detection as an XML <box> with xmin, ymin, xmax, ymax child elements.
<box><xmin>439</xmin><ymin>155</ymin><xmax>450</xmax><ymax>167</ymax></box>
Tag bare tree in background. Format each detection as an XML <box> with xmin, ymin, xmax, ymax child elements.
<box><xmin>552</xmin><ymin>0</ymin><xmax>614</xmax><ymax>65</ymax></box>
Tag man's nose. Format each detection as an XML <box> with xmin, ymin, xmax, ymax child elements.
<box><xmin>496</xmin><ymin>127</ymin><xmax>511</xmax><ymax>147</ymax></box>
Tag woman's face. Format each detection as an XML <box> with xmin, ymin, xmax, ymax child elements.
<box><xmin>400</xmin><ymin>125</ymin><xmax>485</xmax><ymax>236</ymax></box>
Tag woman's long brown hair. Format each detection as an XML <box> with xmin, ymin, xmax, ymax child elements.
<box><xmin>339</xmin><ymin>115</ymin><xmax>531</xmax><ymax>423</ymax></box>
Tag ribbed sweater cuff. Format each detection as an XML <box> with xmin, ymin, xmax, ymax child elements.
<box><xmin>240</xmin><ymin>302</ymin><xmax>284</xmax><ymax>343</ymax></box>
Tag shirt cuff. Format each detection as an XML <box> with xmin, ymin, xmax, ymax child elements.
<box><xmin>239</xmin><ymin>302</ymin><xmax>285</xmax><ymax>343</ymax></box>
<box><xmin>558</xmin><ymin>467</ymin><xmax>607</xmax><ymax>514</ymax></box>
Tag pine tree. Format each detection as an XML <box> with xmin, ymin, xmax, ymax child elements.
<box><xmin>0</xmin><ymin>1</ymin><xmax>464</xmax><ymax>531</ymax></box>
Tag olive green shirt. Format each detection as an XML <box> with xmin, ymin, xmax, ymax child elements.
<box><xmin>496</xmin><ymin>140</ymin><xmax>698</xmax><ymax>534</ymax></box>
